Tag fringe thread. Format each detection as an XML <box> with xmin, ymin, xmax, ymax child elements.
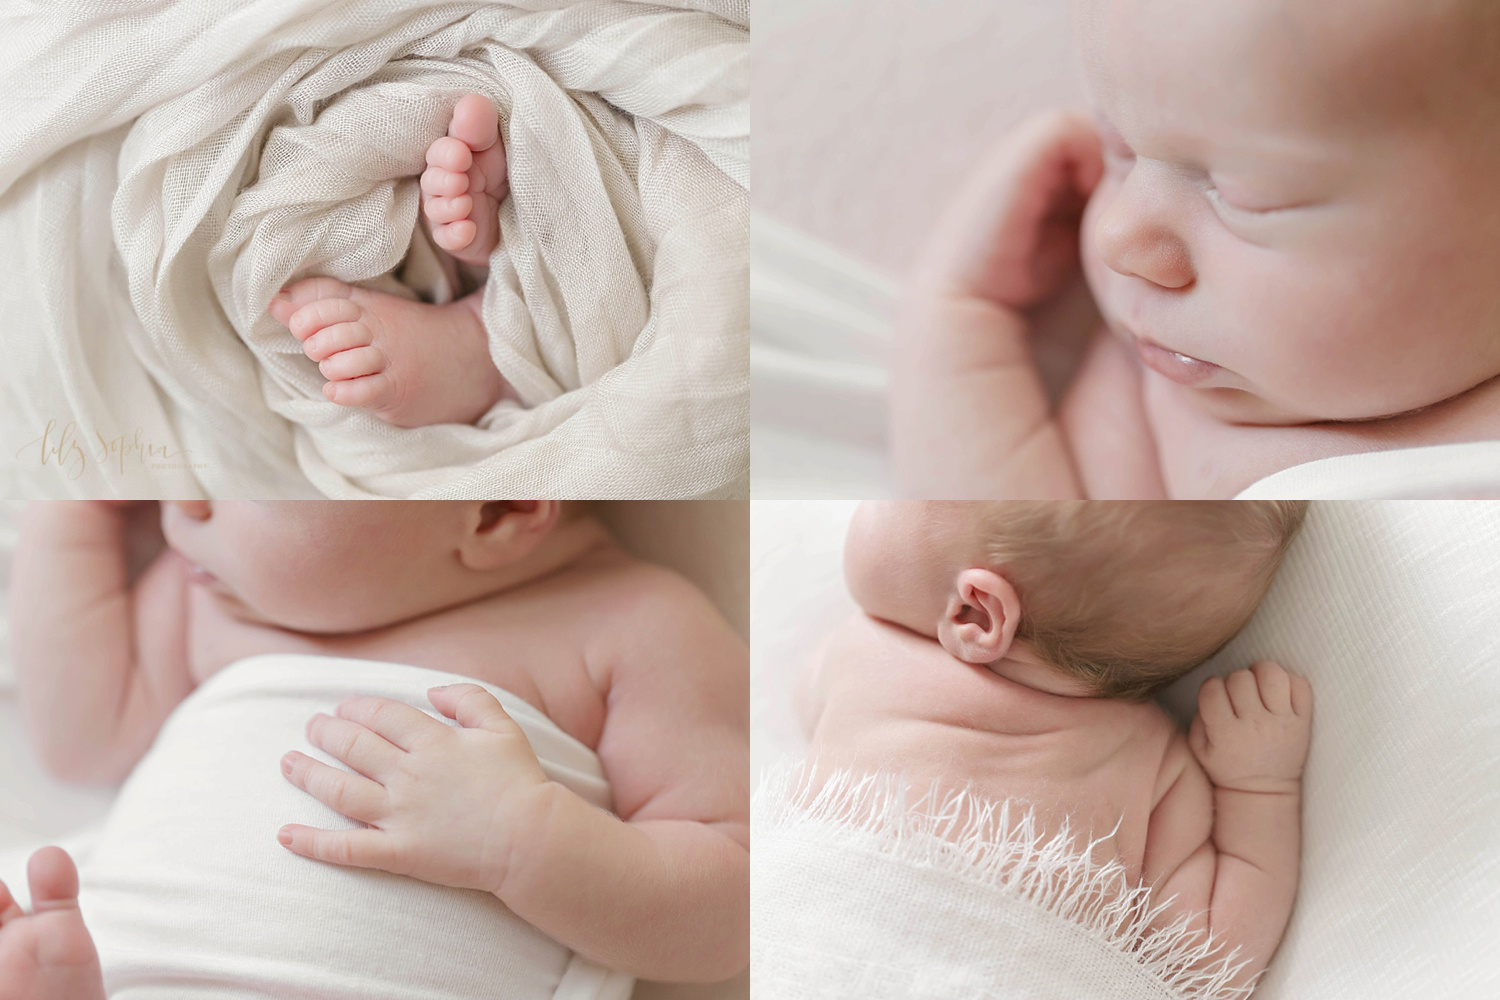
<box><xmin>753</xmin><ymin>761</ymin><xmax>1257</xmax><ymax>1000</ymax></box>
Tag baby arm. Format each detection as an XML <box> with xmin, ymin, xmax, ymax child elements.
<box><xmin>9</xmin><ymin>502</ymin><xmax>193</xmax><ymax>784</ymax></box>
<box><xmin>507</xmin><ymin>576</ymin><xmax>749</xmax><ymax>981</ymax></box>
<box><xmin>1153</xmin><ymin>663</ymin><xmax>1312</xmax><ymax>987</ymax></box>
<box><xmin>278</xmin><ymin>572</ymin><xmax>748</xmax><ymax>983</ymax></box>
<box><xmin>891</xmin><ymin>112</ymin><xmax>1102</xmax><ymax>499</ymax></box>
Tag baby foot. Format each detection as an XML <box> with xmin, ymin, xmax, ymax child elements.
<box><xmin>0</xmin><ymin>848</ymin><xmax>106</xmax><ymax>1000</ymax></box>
<box><xmin>421</xmin><ymin>93</ymin><xmax>508</xmax><ymax>267</ymax></box>
<box><xmin>269</xmin><ymin>276</ymin><xmax>511</xmax><ymax>428</ymax></box>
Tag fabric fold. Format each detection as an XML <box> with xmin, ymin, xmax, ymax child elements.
<box><xmin>0</xmin><ymin>0</ymin><xmax>748</xmax><ymax>498</ymax></box>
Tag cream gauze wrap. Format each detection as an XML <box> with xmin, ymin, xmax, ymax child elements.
<box><xmin>80</xmin><ymin>654</ymin><xmax>633</xmax><ymax>1000</ymax></box>
<box><xmin>0</xmin><ymin>0</ymin><xmax>748</xmax><ymax>499</ymax></box>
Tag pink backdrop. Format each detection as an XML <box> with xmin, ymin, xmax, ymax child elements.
<box><xmin>755</xmin><ymin>0</ymin><xmax>1086</xmax><ymax>277</ymax></box>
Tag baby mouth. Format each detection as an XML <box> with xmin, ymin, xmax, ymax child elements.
<box><xmin>1133</xmin><ymin>337</ymin><xmax>1222</xmax><ymax>387</ymax></box>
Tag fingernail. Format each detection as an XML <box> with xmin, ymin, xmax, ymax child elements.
<box><xmin>277</xmin><ymin>828</ymin><xmax>293</xmax><ymax>847</ymax></box>
<box><xmin>281</xmin><ymin>754</ymin><xmax>293</xmax><ymax>775</ymax></box>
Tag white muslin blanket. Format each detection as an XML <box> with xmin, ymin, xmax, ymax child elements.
<box><xmin>76</xmin><ymin>653</ymin><xmax>633</xmax><ymax>1000</ymax></box>
<box><xmin>0</xmin><ymin>0</ymin><xmax>748</xmax><ymax>499</ymax></box>
<box><xmin>1235</xmin><ymin>442</ymin><xmax>1500</xmax><ymax>499</ymax></box>
<box><xmin>751</xmin><ymin>766</ymin><xmax>1247</xmax><ymax>1000</ymax></box>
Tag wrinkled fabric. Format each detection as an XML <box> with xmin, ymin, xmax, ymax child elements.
<box><xmin>0</xmin><ymin>0</ymin><xmax>749</xmax><ymax>498</ymax></box>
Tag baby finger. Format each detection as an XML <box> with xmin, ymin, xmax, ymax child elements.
<box><xmin>1197</xmin><ymin>674</ymin><xmax>1233</xmax><ymax>723</ymax></box>
<box><xmin>282</xmin><ymin>752</ymin><xmax>387</xmax><ymax>824</ymax></box>
<box><xmin>1225</xmin><ymin>668</ymin><xmax>1260</xmax><ymax>716</ymax></box>
<box><xmin>1250</xmin><ymin>661</ymin><xmax>1292</xmax><ymax>713</ymax></box>
<box><xmin>277</xmin><ymin>825</ymin><xmax>397</xmax><ymax>874</ymax></box>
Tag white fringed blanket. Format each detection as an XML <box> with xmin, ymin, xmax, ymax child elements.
<box><xmin>751</xmin><ymin>764</ymin><xmax>1249</xmax><ymax>1000</ymax></box>
<box><xmin>0</xmin><ymin>0</ymin><xmax>748</xmax><ymax>499</ymax></box>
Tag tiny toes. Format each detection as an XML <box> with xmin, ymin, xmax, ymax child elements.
<box><xmin>268</xmin><ymin>292</ymin><xmax>295</xmax><ymax>324</ymax></box>
<box><xmin>0</xmin><ymin>879</ymin><xmax>20</xmax><ymax>924</ymax></box>
<box><xmin>421</xmin><ymin>166</ymin><xmax>469</xmax><ymax>199</ymax></box>
<box><xmin>320</xmin><ymin>345</ymin><xmax>386</xmax><ymax>381</ymax></box>
<box><xmin>303</xmin><ymin>322</ymin><xmax>372</xmax><ymax>362</ymax></box>
<box><xmin>289</xmin><ymin>298</ymin><xmax>362</xmax><ymax>341</ymax></box>
<box><xmin>326</xmin><ymin>373</ymin><xmax>393</xmax><ymax>408</ymax></box>
<box><xmin>425</xmin><ymin>136</ymin><xmax>473</xmax><ymax>173</ymax></box>
<box><xmin>423</xmin><ymin>194</ymin><xmax>473</xmax><ymax>225</ymax></box>
<box><xmin>436</xmin><ymin>220</ymin><xmax>477</xmax><ymax>251</ymax></box>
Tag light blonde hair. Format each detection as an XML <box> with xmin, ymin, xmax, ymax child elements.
<box><xmin>982</xmin><ymin>501</ymin><xmax>1309</xmax><ymax>700</ymax></box>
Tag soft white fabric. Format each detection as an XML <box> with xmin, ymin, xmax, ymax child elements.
<box><xmin>72</xmin><ymin>653</ymin><xmax>634</xmax><ymax>1000</ymax></box>
<box><xmin>1235</xmin><ymin>443</ymin><xmax>1500</xmax><ymax>499</ymax></box>
<box><xmin>750</xmin><ymin>495</ymin><xmax>1500</xmax><ymax>999</ymax></box>
<box><xmin>752</xmin><ymin>766</ymin><xmax>1247</xmax><ymax>1000</ymax></box>
<box><xmin>1158</xmin><ymin>500</ymin><xmax>1500</xmax><ymax>999</ymax></box>
<box><xmin>0</xmin><ymin>0</ymin><xmax>748</xmax><ymax>499</ymax></box>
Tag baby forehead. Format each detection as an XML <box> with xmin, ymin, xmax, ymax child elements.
<box><xmin>1079</xmin><ymin>0</ymin><xmax>1490</xmax><ymax>133</ymax></box>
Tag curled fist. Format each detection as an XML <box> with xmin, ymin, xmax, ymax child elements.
<box><xmin>1189</xmin><ymin>661</ymin><xmax>1312</xmax><ymax>794</ymax></box>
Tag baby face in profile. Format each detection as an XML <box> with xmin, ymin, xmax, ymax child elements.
<box><xmin>1075</xmin><ymin>0</ymin><xmax>1500</xmax><ymax>425</ymax></box>
<box><xmin>844</xmin><ymin>500</ymin><xmax>1306</xmax><ymax>696</ymax></box>
<box><xmin>159</xmin><ymin>500</ymin><xmax>554</xmax><ymax>634</ymax></box>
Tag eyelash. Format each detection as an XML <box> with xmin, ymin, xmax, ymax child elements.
<box><xmin>1204</xmin><ymin>184</ymin><xmax>1273</xmax><ymax>217</ymax></box>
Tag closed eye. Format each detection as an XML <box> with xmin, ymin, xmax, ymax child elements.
<box><xmin>1205</xmin><ymin>182</ymin><xmax>1316</xmax><ymax>217</ymax></box>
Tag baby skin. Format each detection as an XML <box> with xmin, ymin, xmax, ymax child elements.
<box><xmin>801</xmin><ymin>502</ymin><xmax>1313</xmax><ymax>990</ymax></box>
<box><xmin>267</xmin><ymin>94</ymin><xmax>513</xmax><ymax>427</ymax></box>
<box><xmin>893</xmin><ymin>0</ymin><xmax>1500</xmax><ymax>498</ymax></box>
<box><xmin>7</xmin><ymin>500</ymin><xmax>749</xmax><ymax>997</ymax></box>
<box><xmin>0</xmin><ymin>850</ymin><xmax>104</xmax><ymax>1000</ymax></box>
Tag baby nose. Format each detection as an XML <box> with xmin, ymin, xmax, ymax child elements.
<box><xmin>170</xmin><ymin>500</ymin><xmax>212</xmax><ymax>520</ymax></box>
<box><xmin>1092</xmin><ymin>175</ymin><xmax>1195</xmax><ymax>291</ymax></box>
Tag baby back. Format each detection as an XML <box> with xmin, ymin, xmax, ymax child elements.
<box><xmin>808</xmin><ymin>614</ymin><xmax>1180</xmax><ymax>879</ymax></box>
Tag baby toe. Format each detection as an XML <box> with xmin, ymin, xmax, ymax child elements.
<box><xmin>27</xmin><ymin>846</ymin><xmax>80</xmax><ymax>905</ymax></box>
<box><xmin>303</xmin><ymin>321</ymin><xmax>372</xmax><ymax>362</ymax></box>
<box><xmin>433</xmin><ymin>219</ymin><xmax>477</xmax><ymax>252</ymax></box>
<box><xmin>327</xmin><ymin>372</ymin><xmax>393</xmax><ymax>409</ymax></box>
<box><xmin>288</xmin><ymin>297</ymin><xmax>362</xmax><ymax>341</ymax></box>
<box><xmin>448</xmin><ymin>93</ymin><xmax>499</xmax><ymax>152</ymax></box>
<box><xmin>268</xmin><ymin>291</ymin><xmax>296</xmax><ymax>325</ymax></box>
<box><xmin>281</xmin><ymin>276</ymin><xmax>354</xmax><ymax>310</ymax></box>
<box><xmin>0</xmin><ymin>879</ymin><xmax>21</xmax><ymax>925</ymax></box>
<box><xmin>423</xmin><ymin>194</ymin><xmax>473</xmax><ymax>225</ymax></box>
<box><xmin>319</xmin><ymin>345</ymin><xmax>387</xmax><ymax>382</ymax></box>
<box><xmin>421</xmin><ymin>165</ymin><xmax>469</xmax><ymax>199</ymax></box>
<box><xmin>425</xmin><ymin>135</ymin><xmax>473</xmax><ymax>173</ymax></box>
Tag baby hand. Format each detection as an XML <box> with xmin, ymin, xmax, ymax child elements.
<box><xmin>912</xmin><ymin>110</ymin><xmax>1102</xmax><ymax>314</ymax></box>
<box><xmin>278</xmin><ymin>683</ymin><xmax>550</xmax><ymax>895</ymax></box>
<box><xmin>1189</xmin><ymin>662</ymin><xmax>1312</xmax><ymax>794</ymax></box>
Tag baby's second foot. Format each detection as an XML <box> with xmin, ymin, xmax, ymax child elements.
<box><xmin>421</xmin><ymin>93</ymin><xmax>508</xmax><ymax>267</ymax></box>
<box><xmin>270</xmin><ymin>276</ymin><xmax>511</xmax><ymax>428</ymax></box>
<box><xmin>0</xmin><ymin>848</ymin><xmax>106</xmax><ymax>1000</ymax></box>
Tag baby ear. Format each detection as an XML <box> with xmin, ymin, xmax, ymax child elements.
<box><xmin>937</xmin><ymin>568</ymin><xmax>1021</xmax><ymax>665</ymax></box>
<box><xmin>458</xmin><ymin>501</ymin><xmax>561</xmax><ymax>571</ymax></box>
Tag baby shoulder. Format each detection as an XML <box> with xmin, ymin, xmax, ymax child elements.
<box><xmin>589</xmin><ymin>560</ymin><xmax>746</xmax><ymax>688</ymax></box>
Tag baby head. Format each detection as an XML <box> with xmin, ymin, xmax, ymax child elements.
<box><xmin>159</xmin><ymin>500</ymin><xmax>576</xmax><ymax>633</ymax></box>
<box><xmin>845</xmin><ymin>501</ymin><xmax>1308</xmax><ymax>699</ymax></box>
<box><xmin>1073</xmin><ymin>0</ymin><xmax>1500</xmax><ymax>424</ymax></box>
